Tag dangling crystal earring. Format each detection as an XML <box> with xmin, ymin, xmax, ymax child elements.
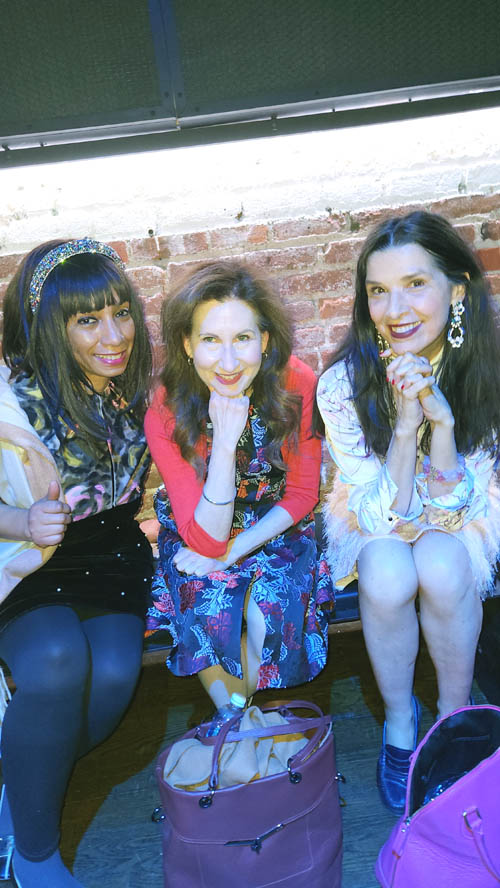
<box><xmin>447</xmin><ymin>301</ymin><xmax>465</xmax><ymax>349</ymax></box>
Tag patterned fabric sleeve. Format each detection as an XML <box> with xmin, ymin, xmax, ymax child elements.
<box><xmin>417</xmin><ymin>449</ymin><xmax>494</xmax><ymax>524</ymax></box>
<box><xmin>317</xmin><ymin>362</ymin><xmax>423</xmax><ymax>534</ymax></box>
<box><xmin>317</xmin><ymin>361</ymin><xmax>495</xmax><ymax>534</ymax></box>
<box><xmin>11</xmin><ymin>375</ymin><xmax>150</xmax><ymax>520</ymax></box>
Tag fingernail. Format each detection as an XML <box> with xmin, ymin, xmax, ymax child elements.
<box><xmin>391</xmin><ymin>379</ymin><xmax>395</xmax><ymax>385</ymax></box>
<box><xmin>401</xmin><ymin>384</ymin><xmax>405</xmax><ymax>390</ymax></box>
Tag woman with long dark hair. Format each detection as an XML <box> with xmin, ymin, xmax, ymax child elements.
<box><xmin>146</xmin><ymin>262</ymin><xmax>333</xmax><ymax>707</ymax></box>
<box><xmin>0</xmin><ymin>239</ymin><xmax>153</xmax><ymax>887</ymax></box>
<box><xmin>317</xmin><ymin>211</ymin><xmax>500</xmax><ymax>813</ymax></box>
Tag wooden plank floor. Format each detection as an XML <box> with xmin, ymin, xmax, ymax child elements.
<box><xmin>6</xmin><ymin>631</ymin><xmax>487</xmax><ymax>888</ymax></box>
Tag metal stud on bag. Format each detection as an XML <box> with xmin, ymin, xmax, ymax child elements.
<box><xmin>199</xmin><ymin>793</ymin><xmax>214</xmax><ymax>809</ymax></box>
<box><xmin>287</xmin><ymin>757</ymin><xmax>302</xmax><ymax>784</ymax></box>
<box><xmin>151</xmin><ymin>806</ymin><xmax>165</xmax><ymax>822</ymax></box>
<box><xmin>447</xmin><ymin>301</ymin><xmax>465</xmax><ymax>348</ymax></box>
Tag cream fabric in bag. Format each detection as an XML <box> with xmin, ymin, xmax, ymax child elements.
<box><xmin>163</xmin><ymin>704</ymin><xmax>315</xmax><ymax>791</ymax></box>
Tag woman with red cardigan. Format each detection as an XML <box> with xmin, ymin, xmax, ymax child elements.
<box><xmin>145</xmin><ymin>262</ymin><xmax>333</xmax><ymax>707</ymax></box>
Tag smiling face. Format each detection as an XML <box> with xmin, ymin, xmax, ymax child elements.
<box><xmin>366</xmin><ymin>242</ymin><xmax>465</xmax><ymax>362</ymax></box>
<box><xmin>66</xmin><ymin>298</ymin><xmax>135</xmax><ymax>392</ymax></box>
<box><xmin>183</xmin><ymin>298</ymin><xmax>269</xmax><ymax>397</ymax></box>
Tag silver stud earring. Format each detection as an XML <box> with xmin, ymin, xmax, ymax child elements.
<box><xmin>187</xmin><ymin>355</ymin><xmax>193</xmax><ymax>366</ymax></box>
<box><xmin>447</xmin><ymin>301</ymin><xmax>465</xmax><ymax>349</ymax></box>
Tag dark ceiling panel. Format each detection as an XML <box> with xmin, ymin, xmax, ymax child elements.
<box><xmin>1</xmin><ymin>0</ymin><xmax>500</xmax><ymax>166</ymax></box>
<box><xmin>173</xmin><ymin>0</ymin><xmax>500</xmax><ymax>114</ymax></box>
<box><xmin>0</xmin><ymin>0</ymin><xmax>172</xmax><ymax>134</ymax></box>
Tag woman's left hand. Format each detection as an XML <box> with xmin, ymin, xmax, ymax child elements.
<box><xmin>173</xmin><ymin>545</ymin><xmax>228</xmax><ymax>577</ymax></box>
<box><xmin>386</xmin><ymin>352</ymin><xmax>454</xmax><ymax>427</ymax></box>
<box><xmin>418</xmin><ymin>381</ymin><xmax>455</xmax><ymax>426</ymax></box>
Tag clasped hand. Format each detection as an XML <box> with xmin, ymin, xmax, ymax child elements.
<box><xmin>27</xmin><ymin>480</ymin><xmax>71</xmax><ymax>547</ymax></box>
<box><xmin>208</xmin><ymin>389</ymin><xmax>250</xmax><ymax>449</ymax></box>
<box><xmin>383</xmin><ymin>350</ymin><xmax>454</xmax><ymax>429</ymax></box>
<box><xmin>173</xmin><ymin>545</ymin><xmax>229</xmax><ymax>577</ymax></box>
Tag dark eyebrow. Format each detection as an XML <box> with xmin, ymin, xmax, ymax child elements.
<box><xmin>198</xmin><ymin>327</ymin><xmax>255</xmax><ymax>336</ymax></box>
<box><xmin>366</xmin><ymin>269</ymin><xmax>430</xmax><ymax>286</ymax></box>
<box><xmin>401</xmin><ymin>269</ymin><xmax>429</xmax><ymax>281</ymax></box>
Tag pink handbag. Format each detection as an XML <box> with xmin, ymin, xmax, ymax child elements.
<box><xmin>376</xmin><ymin>704</ymin><xmax>500</xmax><ymax>887</ymax></box>
<box><xmin>154</xmin><ymin>700</ymin><xmax>342</xmax><ymax>888</ymax></box>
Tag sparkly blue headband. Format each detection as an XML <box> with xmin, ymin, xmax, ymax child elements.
<box><xmin>28</xmin><ymin>238</ymin><xmax>126</xmax><ymax>314</ymax></box>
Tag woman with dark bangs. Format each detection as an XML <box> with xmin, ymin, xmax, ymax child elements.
<box><xmin>0</xmin><ymin>239</ymin><xmax>153</xmax><ymax>887</ymax></box>
<box><xmin>146</xmin><ymin>262</ymin><xmax>333</xmax><ymax>708</ymax></box>
<box><xmin>317</xmin><ymin>211</ymin><xmax>500</xmax><ymax>813</ymax></box>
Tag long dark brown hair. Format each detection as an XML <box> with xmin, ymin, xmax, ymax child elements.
<box><xmin>159</xmin><ymin>261</ymin><xmax>302</xmax><ymax>476</ymax></box>
<box><xmin>321</xmin><ymin>211</ymin><xmax>500</xmax><ymax>457</ymax></box>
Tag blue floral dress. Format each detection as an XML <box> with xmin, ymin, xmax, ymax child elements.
<box><xmin>147</xmin><ymin>406</ymin><xmax>334</xmax><ymax>690</ymax></box>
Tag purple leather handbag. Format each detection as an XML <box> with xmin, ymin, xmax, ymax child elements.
<box><xmin>376</xmin><ymin>704</ymin><xmax>500</xmax><ymax>887</ymax></box>
<box><xmin>154</xmin><ymin>700</ymin><xmax>342</xmax><ymax>888</ymax></box>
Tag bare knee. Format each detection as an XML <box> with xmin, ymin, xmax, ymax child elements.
<box><xmin>414</xmin><ymin>533</ymin><xmax>474</xmax><ymax>610</ymax></box>
<box><xmin>358</xmin><ymin>541</ymin><xmax>418</xmax><ymax>611</ymax></box>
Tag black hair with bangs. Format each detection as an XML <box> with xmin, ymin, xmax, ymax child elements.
<box><xmin>3</xmin><ymin>240</ymin><xmax>152</xmax><ymax>444</ymax></box>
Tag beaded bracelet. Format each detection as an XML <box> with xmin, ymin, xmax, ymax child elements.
<box><xmin>202</xmin><ymin>487</ymin><xmax>237</xmax><ymax>506</ymax></box>
<box><xmin>422</xmin><ymin>455</ymin><xmax>465</xmax><ymax>484</ymax></box>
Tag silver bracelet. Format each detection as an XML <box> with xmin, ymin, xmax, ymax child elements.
<box><xmin>202</xmin><ymin>487</ymin><xmax>237</xmax><ymax>506</ymax></box>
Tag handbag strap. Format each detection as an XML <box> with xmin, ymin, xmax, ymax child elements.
<box><xmin>406</xmin><ymin>703</ymin><xmax>500</xmax><ymax>818</ymax></box>
<box><xmin>464</xmin><ymin>808</ymin><xmax>500</xmax><ymax>882</ymax></box>
<box><xmin>204</xmin><ymin>702</ymin><xmax>331</xmax><ymax>792</ymax></box>
<box><xmin>260</xmin><ymin>699</ymin><xmax>324</xmax><ymax>718</ymax></box>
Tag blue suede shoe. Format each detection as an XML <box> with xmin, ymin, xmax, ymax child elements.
<box><xmin>376</xmin><ymin>696</ymin><xmax>421</xmax><ymax>814</ymax></box>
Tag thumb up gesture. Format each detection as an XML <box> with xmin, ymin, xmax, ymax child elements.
<box><xmin>27</xmin><ymin>481</ymin><xmax>71</xmax><ymax>547</ymax></box>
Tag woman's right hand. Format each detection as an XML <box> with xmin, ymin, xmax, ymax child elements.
<box><xmin>208</xmin><ymin>390</ymin><xmax>250</xmax><ymax>450</ymax></box>
<box><xmin>26</xmin><ymin>481</ymin><xmax>71</xmax><ymax>547</ymax></box>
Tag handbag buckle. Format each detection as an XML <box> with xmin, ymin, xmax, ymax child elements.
<box><xmin>226</xmin><ymin>823</ymin><xmax>285</xmax><ymax>853</ymax></box>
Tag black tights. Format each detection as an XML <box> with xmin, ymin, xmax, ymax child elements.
<box><xmin>0</xmin><ymin>606</ymin><xmax>144</xmax><ymax>861</ymax></box>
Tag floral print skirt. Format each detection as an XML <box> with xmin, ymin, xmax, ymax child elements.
<box><xmin>147</xmin><ymin>500</ymin><xmax>335</xmax><ymax>690</ymax></box>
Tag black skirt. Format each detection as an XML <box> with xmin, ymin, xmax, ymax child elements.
<box><xmin>0</xmin><ymin>500</ymin><xmax>154</xmax><ymax>631</ymax></box>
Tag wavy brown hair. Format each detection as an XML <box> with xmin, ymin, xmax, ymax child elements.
<box><xmin>159</xmin><ymin>262</ymin><xmax>302</xmax><ymax>476</ymax></box>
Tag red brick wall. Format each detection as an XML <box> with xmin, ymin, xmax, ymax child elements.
<box><xmin>2</xmin><ymin>192</ymin><xmax>500</xmax><ymax>523</ymax></box>
<box><xmin>2</xmin><ymin>193</ymin><xmax>500</xmax><ymax>375</ymax></box>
